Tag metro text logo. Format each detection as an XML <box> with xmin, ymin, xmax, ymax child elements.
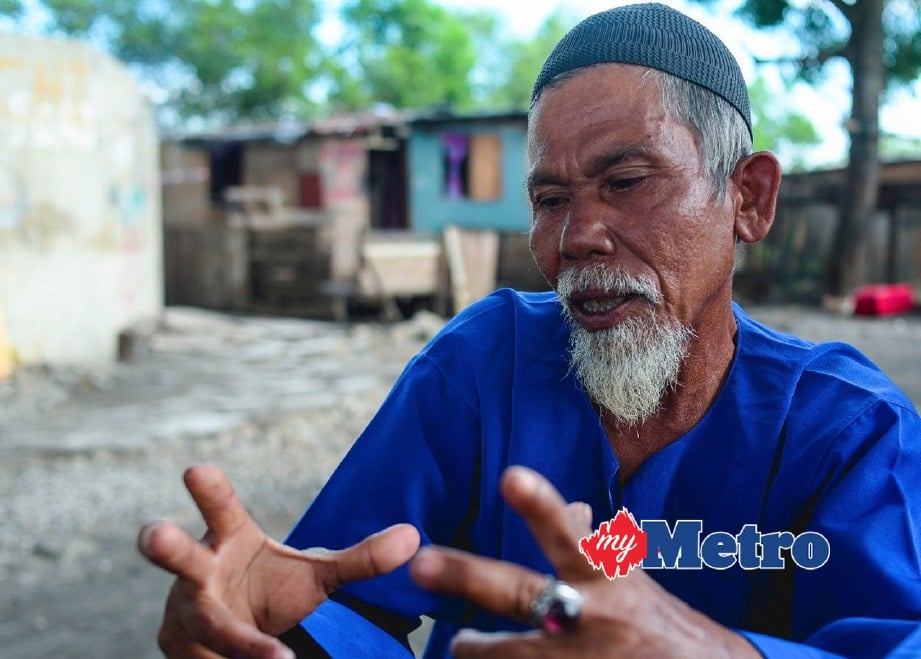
<box><xmin>579</xmin><ymin>509</ymin><xmax>831</xmax><ymax>580</ymax></box>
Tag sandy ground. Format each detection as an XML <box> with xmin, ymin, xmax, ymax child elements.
<box><xmin>0</xmin><ymin>302</ymin><xmax>919</xmax><ymax>658</ymax></box>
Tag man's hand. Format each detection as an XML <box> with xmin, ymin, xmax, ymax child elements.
<box><xmin>409</xmin><ymin>466</ymin><xmax>759</xmax><ymax>658</ymax></box>
<box><xmin>138</xmin><ymin>464</ymin><xmax>420</xmax><ymax>659</ymax></box>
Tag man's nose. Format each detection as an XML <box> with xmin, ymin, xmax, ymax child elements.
<box><xmin>559</xmin><ymin>198</ymin><xmax>618</xmax><ymax>261</ymax></box>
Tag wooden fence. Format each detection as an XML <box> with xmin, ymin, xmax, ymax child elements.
<box><xmin>734</xmin><ymin>162</ymin><xmax>921</xmax><ymax>302</ymax></box>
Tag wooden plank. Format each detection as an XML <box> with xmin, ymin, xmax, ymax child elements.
<box><xmin>443</xmin><ymin>225</ymin><xmax>499</xmax><ymax>313</ymax></box>
<box><xmin>468</xmin><ymin>134</ymin><xmax>502</xmax><ymax>201</ymax></box>
<box><xmin>358</xmin><ymin>232</ymin><xmax>442</xmax><ymax>297</ymax></box>
<box><xmin>163</xmin><ymin>225</ymin><xmax>249</xmax><ymax>310</ymax></box>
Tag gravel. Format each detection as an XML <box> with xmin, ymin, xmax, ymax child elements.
<box><xmin>0</xmin><ymin>307</ymin><xmax>444</xmax><ymax>658</ymax></box>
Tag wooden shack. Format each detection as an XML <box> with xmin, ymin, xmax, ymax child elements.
<box><xmin>161</xmin><ymin>109</ymin><xmax>546</xmax><ymax>320</ymax></box>
<box><xmin>162</xmin><ymin>112</ymin><xmax>439</xmax><ymax>319</ymax></box>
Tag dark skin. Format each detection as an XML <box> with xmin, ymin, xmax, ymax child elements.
<box><xmin>526</xmin><ymin>64</ymin><xmax>779</xmax><ymax>482</ymax></box>
<box><xmin>138</xmin><ymin>63</ymin><xmax>782</xmax><ymax>657</ymax></box>
<box><xmin>411</xmin><ymin>467</ymin><xmax>760</xmax><ymax>658</ymax></box>
<box><xmin>408</xmin><ymin>65</ymin><xmax>781</xmax><ymax>656</ymax></box>
<box><xmin>137</xmin><ymin>464</ymin><xmax>420</xmax><ymax>659</ymax></box>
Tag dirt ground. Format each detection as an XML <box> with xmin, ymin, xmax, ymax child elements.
<box><xmin>1</xmin><ymin>302</ymin><xmax>919</xmax><ymax>659</ymax></box>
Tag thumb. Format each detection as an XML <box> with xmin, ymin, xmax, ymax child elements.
<box><xmin>310</xmin><ymin>523</ymin><xmax>421</xmax><ymax>592</ymax></box>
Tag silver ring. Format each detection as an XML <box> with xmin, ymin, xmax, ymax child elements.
<box><xmin>529</xmin><ymin>577</ymin><xmax>583</xmax><ymax>634</ymax></box>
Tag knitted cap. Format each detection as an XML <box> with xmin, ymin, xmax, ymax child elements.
<box><xmin>531</xmin><ymin>3</ymin><xmax>751</xmax><ymax>137</ymax></box>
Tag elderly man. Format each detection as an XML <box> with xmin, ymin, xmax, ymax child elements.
<box><xmin>139</xmin><ymin>4</ymin><xmax>921</xmax><ymax>657</ymax></box>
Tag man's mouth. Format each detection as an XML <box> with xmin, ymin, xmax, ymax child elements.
<box><xmin>564</xmin><ymin>292</ymin><xmax>647</xmax><ymax>332</ymax></box>
<box><xmin>556</xmin><ymin>265</ymin><xmax>661</xmax><ymax>331</ymax></box>
<box><xmin>578</xmin><ymin>294</ymin><xmax>637</xmax><ymax>313</ymax></box>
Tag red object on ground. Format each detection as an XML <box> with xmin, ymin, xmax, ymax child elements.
<box><xmin>853</xmin><ymin>283</ymin><xmax>916</xmax><ymax>316</ymax></box>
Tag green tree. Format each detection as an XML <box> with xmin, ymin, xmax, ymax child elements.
<box><xmin>327</xmin><ymin>0</ymin><xmax>480</xmax><ymax>111</ymax></box>
<box><xmin>482</xmin><ymin>10</ymin><xmax>576</xmax><ymax>111</ymax></box>
<box><xmin>0</xmin><ymin>0</ymin><xmax>22</xmax><ymax>17</ymax></box>
<box><xmin>6</xmin><ymin>0</ymin><xmax>324</xmax><ymax>127</ymax></box>
<box><xmin>749</xmin><ymin>76</ymin><xmax>821</xmax><ymax>171</ymax></box>
<box><xmin>695</xmin><ymin>0</ymin><xmax>921</xmax><ymax>295</ymax></box>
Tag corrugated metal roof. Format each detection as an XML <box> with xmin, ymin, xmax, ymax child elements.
<box><xmin>163</xmin><ymin>107</ymin><xmax>529</xmax><ymax>146</ymax></box>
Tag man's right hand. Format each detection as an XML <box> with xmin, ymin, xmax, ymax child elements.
<box><xmin>137</xmin><ymin>464</ymin><xmax>420</xmax><ymax>659</ymax></box>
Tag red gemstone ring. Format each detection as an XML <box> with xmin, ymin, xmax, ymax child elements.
<box><xmin>529</xmin><ymin>578</ymin><xmax>584</xmax><ymax>635</ymax></box>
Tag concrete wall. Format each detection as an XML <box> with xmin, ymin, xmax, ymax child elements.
<box><xmin>0</xmin><ymin>34</ymin><xmax>163</xmax><ymax>366</ymax></box>
<box><xmin>408</xmin><ymin>121</ymin><xmax>530</xmax><ymax>233</ymax></box>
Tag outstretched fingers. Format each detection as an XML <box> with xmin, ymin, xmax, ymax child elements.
<box><xmin>138</xmin><ymin>520</ymin><xmax>215</xmax><ymax>585</ymax></box>
<box><xmin>409</xmin><ymin>466</ymin><xmax>599</xmax><ymax>623</ymax></box>
<box><xmin>410</xmin><ymin>546</ymin><xmax>547</xmax><ymax>624</ymax></box>
<box><xmin>139</xmin><ymin>464</ymin><xmax>311</xmax><ymax>659</ymax></box>
<box><xmin>314</xmin><ymin>523</ymin><xmax>421</xmax><ymax>592</ymax></box>
<box><xmin>500</xmin><ymin>466</ymin><xmax>596</xmax><ymax>579</ymax></box>
<box><xmin>137</xmin><ymin>464</ymin><xmax>256</xmax><ymax>584</ymax></box>
<box><xmin>183</xmin><ymin>463</ymin><xmax>253</xmax><ymax>539</ymax></box>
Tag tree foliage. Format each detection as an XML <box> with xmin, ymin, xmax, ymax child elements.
<box><xmin>734</xmin><ymin>0</ymin><xmax>921</xmax><ymax>90</ymax></box>
<box><xmin>5</xmin><ymin>0</ymin><xmax>829</xmax><ymax>172</ymax></box>
<box><xmin>749</xmin><ymin>76</ymin><xmax>821</xmax><ymax>171</ymax></box>
<box><xmin>0</xmin><ymin>0</ymin><xmax>22</xmax><ymax>18</ymax></box>
<box><xmin>7</xmin><ymin>0</ymin><xmax>324</xmax><ymax>127</ymax></box>
<box><xmin>482</xmin><ymin>9</ymin><xmax>576</xmax><ymax>111</ymax></box>
<box><xmin>325</xmin><ymin>0</ymin><xmax>480</xmax><ymax>111</ymax></box>
<box><xmin>695</xmin><ymin>0</ymin><xmax>921</xmax><ymax>294</ymax></box>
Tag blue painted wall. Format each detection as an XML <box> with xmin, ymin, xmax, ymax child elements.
<box><xmin>407</xmin><ymin>119</ymin><xmax>531</xmax><ymax>233</ymax></box>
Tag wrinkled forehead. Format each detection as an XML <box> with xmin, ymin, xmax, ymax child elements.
<box><xmin>526</xmin><ymin>64</ymin><xmax>665</xmax><ymax>153</ymax></box>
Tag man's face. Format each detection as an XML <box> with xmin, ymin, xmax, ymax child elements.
<box><xmin>527</xmin><ymin>64</ymin><xmax>738</xmax><ymax>336</ymax></box>
<box><xmin>527</xmin><ymin>64</ymin><xmax>739</xmax><ymax>423</ymax></box>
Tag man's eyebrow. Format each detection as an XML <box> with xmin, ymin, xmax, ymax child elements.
<box><xmin>526</xmin><ymin>145</ymin><xmax>653</xmax><ymax>192</ymax></box>
<box><xmin>584</xmin><ymin>145</ymin><xmax>651</xmax><ymax>176</ymax></box>
<box><xmin>525</xmin><ymin>170</ymin><xmax>561</xmax><ymax>193</ymax></box>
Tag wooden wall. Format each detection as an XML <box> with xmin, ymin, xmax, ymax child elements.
<box><xmin>735</xmin><ymin>163</ymin><xmax>921</xmax><ymax>302</ymax></box>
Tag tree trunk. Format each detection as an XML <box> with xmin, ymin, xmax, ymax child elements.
<box><xmin>885</xmin><ymin>210</ymin><xmax>899</xmax><ymax>283</ymax></box>
<box><xmin>823</xmin><ymin>0</ymin><xmax>886</xmax><ymax>296</ymax></box>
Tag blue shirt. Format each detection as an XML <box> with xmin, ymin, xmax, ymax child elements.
<box><xmin>286</xmin><ymin>289</ymin><xmax>921</xmax><ymax>658</ymax></box>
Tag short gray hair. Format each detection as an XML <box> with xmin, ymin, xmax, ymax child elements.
<box><xmin>655</xmin><ymin>69</ymin><xmax>752</xmax><ymax>199</ymax></box>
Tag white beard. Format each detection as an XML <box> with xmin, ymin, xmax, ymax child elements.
<box><xmin>558</xmin><ymin>264</ymin><xmax>694</xmax><ymax>427</ymax></box>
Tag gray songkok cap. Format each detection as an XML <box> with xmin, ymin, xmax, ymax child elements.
<box><xmin>531</xmin><ymin>3</ymin><xmax>752</xmax><ymax>137</ymax></box>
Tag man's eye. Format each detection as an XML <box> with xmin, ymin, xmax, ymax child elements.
<box><xmin>533</xmin><ymin>194</ymin><xmax>567</xmax><ymax>210</ymax></box>
<box><xmin>609</xmin><ymin>177</ymin><xmax>645</xmax><ymax>191</ymax></box>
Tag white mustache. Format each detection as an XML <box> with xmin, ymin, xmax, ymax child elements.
<box><xmin>557</xmin><ymin>263</ymin><xmax>661</xmax><ymax>305</ymax></box>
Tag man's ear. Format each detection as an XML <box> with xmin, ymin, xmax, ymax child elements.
<box><xmin>731</xmin><ymin>151</ymin><xmax>782</xmax><ymax>244</ymax></box>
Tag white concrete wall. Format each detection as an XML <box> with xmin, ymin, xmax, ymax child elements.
<box><xmin>0</xmin><ymin>33</ymin><xmax>163</xmax><ymax>366</ymax></box>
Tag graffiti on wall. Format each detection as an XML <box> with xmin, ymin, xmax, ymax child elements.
<box><xmin>0</xmin><ymin>42</ymin><xmax>153</xmax><ymax>253</ymax></box>
<box><xmin>0</xmin><ymin>54</ymin><xmax>96</xmax><ymax>151</ymax></box>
